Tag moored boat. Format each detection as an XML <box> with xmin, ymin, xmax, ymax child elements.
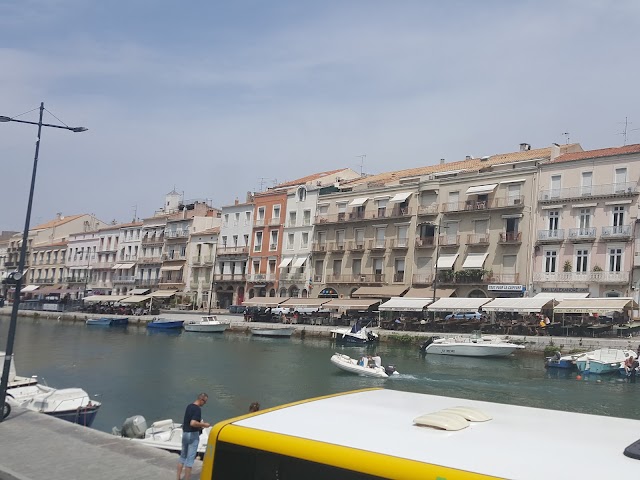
<box><xmin>250</xmin><ymin>326</ymin><xmax>294</xmax><ymax>337</ymax></box>
<box><xmin>330</xmin><ymin>353</ymin><xmax>398</xmax><ymax>378</ymax></box>
<box><xmin>184</xmin><ymin>315</ymin><xmax>230</xmax><ymax>333</ymax></box>
<box><xmin>545</xmin><ymin>352</ymin><xmax>579</xmax><ymax>369</ymax></box>
<box><xmin>146</xmin><ymin>318</ymin><xmax>184</xmax><ymax>329</ymax></box>
<box><xmin>86</xmin><ymin>317</ymin><xmax>129</xmax><ymax>327</ymax></box>
<box><xmin>330</xmin><ymin>322</ymin><xmax>379</xmax><ymax>344</ymax></box>
<box><xmin>576</xmin><ymin>348</ymin><xmax>636</xmax><ymax>374</ymax></box>
<box><xmin>420</xmin><ymin>331</ymin><xmax>524</xmax><ymax>357</ymax></box>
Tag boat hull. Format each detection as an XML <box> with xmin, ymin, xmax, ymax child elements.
<box><xmin>250</xmin><ymin>327</ymin><xmax>294</xmax><ymax>337</ymax></box>
<box><xmin>575</xmin><ymin>349</ymin><xmax>635</xmax><ymax>374</ymax></box>
<box><xmin>424</xmin><ymin>342</ymin><xmax>523</xmax><ymax>357</ymax></box>
<box><xmin>87</xmin><ymin>317</ymin><xmax>129</xmax><ymax>327</ymax></box>
<box><xmin>47</xmin><ymin>404</ymin><xmax>101</xmax><ymax>427</ymax></box>
<box><xmin>330</xmin><ymin>328</ymin><xmax>379</xmax><ymax>345</ymax></box>
<box><xmin>184</xmin><ymin>323</ymin><xmax>229</xmax><ymax>333</ymax></box>
<box><xmin>330</xmin><ymin>353</ymin><xmax>390</xmax><ymax>378</ymax></box>
<box><xmin>147</xmin><ymin>320</ymin><xmax>184</xmax><ymax>329</ymax></box>
<box><xmin>545</xmin><ymin>357</ymin><xmax>577</xmax><ymax>369</ymax></box>
<box><xmin>576</xmin><ymin>360</ymin><xmax>621</xmax><ymax>374</ymax></box>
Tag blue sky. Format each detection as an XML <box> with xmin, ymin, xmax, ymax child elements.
<box><xmin>1</xmin><ymin>0</ymin><xmax>639</xmax><ymax>230</ymax></box>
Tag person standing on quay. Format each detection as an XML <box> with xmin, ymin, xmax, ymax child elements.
<box><xmin>177</xmin><ymin>393</ymin><xmax>210</xmax><ymax>480</ymax></box>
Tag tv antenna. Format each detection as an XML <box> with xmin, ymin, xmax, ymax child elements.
<box><xmin>132</xmin><ymin>205</ymin><xmax>138</xmax><ymax>222</ymax></box>
<box><xmin>562</xmin><ymin>132</ymin><xmax>570</xmax><ymax>144</ymax></box>
<box><xmin>355</xmin><ymin>154</ymin><xmax>366</xmax><ymax>176</ymax></box>
<box><xmin>257</xmin><ymin>177</ymin><xmax>270</xmax><ymax>191</ymax></box>
<box><xmin>617</xmin><ymin>117</ymin><xmax>640</xmax><ymax>146</ymax></box>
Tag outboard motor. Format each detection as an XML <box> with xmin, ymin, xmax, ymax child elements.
<box><xmin>384</xmin><ymin>365</ymin><xmax>397</xmax><ymax>376</ymax></box>
<box><xmin>419</xmin><ymin>337</ymin><xmax>435</xmax><ymax>353</ymax></box>
<box><xmin>114</xmin><ymin>415</ymin><xmax>147</xmax><ymax>438</ymax></box>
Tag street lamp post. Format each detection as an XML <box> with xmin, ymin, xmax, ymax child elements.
<box><xmin>0</xmin><ymin>103</ymin><xmax>87</xmax><ymax>422</ymax></box>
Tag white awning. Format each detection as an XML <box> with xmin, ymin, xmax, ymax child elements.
<box><xmin>351</xmin><ymin>286</ymin><xmax>408</xmax><ymax>298</ymax></box>
<box><xmin>82</xmin><ymin>295</ymin><xmax>130</xmax><ymax>303</ymax></box>
<box><xmin>129</xmin><ymin>288</ymin><xmax>150</xmax><ymax>295</ymax></box>
<box><xmin>436</xmin><ymin>253</ymin><xmax>459</xmax><ymax>269</ymax></box>
<box><xmin>322</xmin><ymin>298</ymin><xmax>381</xmax><ymax>310</ymax></box>
<box><xmin>379</xmin><ymin>297</ymin><xmax>433</xmax><ymax>312</ymax></box>
<box><xmin>242</xmin><ymin>297</ymin><xmax>288</xmax><ymax>307</ymax></box>
<box><xmin>20</xmin><ymin>285</ymin><xmax>39</xmax><ymax>293</ymax></box>
<box><xmin>466</xmin><ymin>184</ymin><xmax>498</xmax><ymax>196</ymax></box>
<box><xmin>279</xmin><ymin>257</ymin><xmax>293</xmax><ymax>268</ymax></box>
<box><xmin>118</xmin><ymin>262</ymin><xmax>135</xmax><ymax>269</ymax></box>
<box><xmin>534</xmin><ymin>292</ymin><xmax>590</xmax><ymax>301</ymax></box>
<box><xmin>160</xmin><ymin>265</ymin><xmax>183</xmax><ymax>271</ymax></box>
<box><xmin>119</xmin><ymin>295</ymin><xmax>152</xmax><ymax>304</ymax></box>
<box><xmin>149</xmin><ymin>290</ymin><xmax>177</xmax><ymax>298</ymax></box>
<box><xmin>462</xmin><ymin>253</ymin><xmax>489</xmax><ymax>269</ymax></box>
<box><xmin>280</xmin><ymin>298</ymin><xmax>330</xmax><ymax>308</ymax></box>
<box><xmin>111</xmin><ymin>264</ymin><xmax>123</xmax><ymax>270</ymax></box>
<box><xmin>292</xmin><ymin>257</ymin><xmax>307</xmax><ymax>268</ymax></box>
<box><xmin>388</xmin><ymin>192</ymin><xmax>412</xmax><ymax>203</ymax></box>
<box><xmin>348</xmin><ymin>197</ymin><xmax>369</xmax><ymax>207</ymax></box>
<box><xmin>482</xmin><ymin>297</ymin><xmax>555</xmax><ymax>313</ymax></box>
<box><xmin>427</xmin><ymin>297</ymin><xmax>493</xmax><ymax>312</ymax></box>
<box><xmin>554</xmin><ymin>298</ymin><xmax>638</xmax><ymax>314</ymax></box>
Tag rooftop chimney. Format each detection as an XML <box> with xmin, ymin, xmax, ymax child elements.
<box><xmin>519</xmin><ymin>143</ymin><xmax>531</xmax><ymax>151</ymax></box>
<box><xmin>440</xmin><ymin>158</ymin><xmax>445</xmax><ymax>165</ymax></box>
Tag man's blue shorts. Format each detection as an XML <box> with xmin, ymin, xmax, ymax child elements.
<box><xmin>179</xmin><ymin>431</ymin><xmax>200</xmax><ymax>468</ymax></box>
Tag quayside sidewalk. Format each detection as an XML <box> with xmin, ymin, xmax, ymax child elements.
<box><xmin>0</xmin><ymin>407</ymin><xmax>200</xmax><ymax>480</ymax></box>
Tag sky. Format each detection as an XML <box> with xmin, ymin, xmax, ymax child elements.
<box><xmin>1</xmin><ymin>0</ymin><xmax>639</xmax><ymax>231</ymax></box>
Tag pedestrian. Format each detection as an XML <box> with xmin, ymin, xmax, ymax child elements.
<box><xmin>177</xmin><ymin>393</ymin><xmax>210</xmax><ymax>480</ymax></box>
<box><xmin>249</xmin><ymin>401</ymin><xmax>260</xmax><ymax>412</ymax></box>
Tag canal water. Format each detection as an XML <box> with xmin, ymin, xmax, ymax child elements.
<box><xmin>3</xmin><ymin>315</ymin><xmax>640</xmax><ymax>434</ymax></box>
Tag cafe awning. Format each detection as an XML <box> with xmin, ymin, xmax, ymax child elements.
<box><xmin>379</xmin><ymin>297</ymin><xmax>433</xmax><ymax>312</ymax></box>
<box><xmin>388</xmin><ymin>191</ymin><xmax>412</xmax><ymax>203</ymax></box>
<box><xmin>82</xmin><ymin>295</ymin><xmax>129</xmax><ymax>303</ymax></box>
<box><xmin>351</xmin><ymin>286</ymin><xmax>408</xmax><ymax>298</ymax></box>
<box><xmin>149</xmin><ymin>290</ymin><xmax>177</xmax><ymax>298</ymax></box>
<box><xmin>481</xmin><ymin>297</ymin><xmax>556</xmax><ymax>313</ymax></box>
<box><xmin>160</xmin><ymin>265</ymin><xmax>183</xmax><ymax>271</ymax></box>
<box><xmin>35</xmin><ymin>285</ymin><xmax>65</xmax><ymax>295</ymax></box>
<box><xmin>242</xmin><ymin>297</ymin><xmax>289</xmax><ymax>307</ymax></box>
<box><xmin>404</xmin><ymin>287</ymin><xmax>456</xmax><ymax>299</ymax></box>
<box><xmin>534</xmin><ymin>292</ymin><xmax>590</xmax><ymax>301</ymax></box>
<box><xmin>280</xmin><ymin>298</ymin><xmax>330</xmax><ymax>308</ymax></box>
<box><xmin>462</xmin><ymin>253</ymin><xmax>489</xmax><ymax>270</ymax></box>
<box><xmin>466</xmin><ymin>184</ymin><xmax>498</xmax><ymax>196</ymax></box>
<box><xmin>292</xmin><ymin>257</ymin><xmax>307</xmax><ymax>268</ymax></box>
<box><xmin>554</xmin><ymin>298</ymin><xmax>638</xmax><ymax>314</ymax></box>
<box><xmin>347</xmin><ymin>197</ymin><xmax>369</xmax><ymax>207</ymax></box>
<box><xmin>119</xmin><ymin>295</ymin><xmax>152</xmax><ymax>304</ymax></box>
<box><xmin>20</xmin><ymin>285</ymin><xmax>39</xmax><ymax>293</ymax></box>
<box><xmin>279</xmin><ymin>257</ymin><xmax>293</xmax><ymax>268</ymax></box>
<box><xmin>436</xmin><ymin>253</ymin><xmax>459</xmax><ymax>269</ymax></box>
<box><xmin>322</xmin><ymin>298</ymin><xmax>381</xmax><ymax>310</ymax></box>
<box><xmin>427</xmin><ymin>297</ymin><xmax>493</xmax><ymax>312</ymax></box>
<box><xmin>129</xmin><ymin>288</ymin><xmax>150</xmax><ymax>295</ymax></box>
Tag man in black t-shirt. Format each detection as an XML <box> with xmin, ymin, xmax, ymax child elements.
<box><xmin>177</xmin><ymin>393</ymin><xmax>210</xmax><ymax>480</ymax></box>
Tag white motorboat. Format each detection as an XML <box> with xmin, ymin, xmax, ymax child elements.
<box><xmin>419</xmin><ymin>331</ymin><xmax>524</xmax><ymax>357</ymax></box>
<box><xmin>250</xmin><ymin>326</ymin><xmax>295</xmax><ymax>337</ymax></box>
<box><xmin>114</xmin><ymin>416</ymin><xmax>211</xmax><ymax>454</ymax></box>
<box><xmin>184</xmin><ymin>315</ymin><xmax>230</xmax><ymax>333</ymax></box>
<box><xmin>330</xmin><ymin>353</ymin><xmax>399</xmax><ymax>378</ymax></box>
<box><xmin>331</xmin><ymin>323</ymin><xmax>379</xmax><ymax>344</ymax></box>
<box><xmin>575</xmin><ymin>348</ymin><xmax>636</xmax><ymax>374</ymax></box>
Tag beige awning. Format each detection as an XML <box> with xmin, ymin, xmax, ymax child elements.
<box><xmin>554</xmin><ymin>298</ymin><xmax>638</xmax><ymax>314</ymax></box>
<box><xmin>351</xmin><ymin>286</ymin><xmax>408</xmax><ymax>298</ymax></box>
<box><xmin>118</xmin><ymin>262</ymin><xmax>135</xmax><ymax>269</ymax></box>
<box><xmin>280</xmin><ymin>298</ymin><xmax>330</xmax><ymax>308</ymax></box>
<box><xmin>347</xmin><ymin>197</ymin><xmax>369</xmax><ymax>207</ymax></box>
<box><xmin>436</xmin><ymin>253</ymin><xmax>458</xmax><ymax>269</ymax></box>
<box><xmin>379</xmin><ymin>297</ymin><xmax>432</xmax><ymax>311</ymax></box>
<box><xmin>242</xmin><ymin>297</ymin><xmax>288</xmax><ymax>307</ymax></box>
<box><xmin>427</xmin><ymin>297</ymin><xmax>493</xmax><ymax>312</ymax></box>
<box><xmin>466</xmin><ymin>184</ymin><xmax>498</xmax><ymax>195</ymax></box>
<box><xmin>149</xmin><ymin>290</ymin><xmax>177</xmax><ymax>298</ymax></box>
<box><xmin>279</xmin><ymin>257</ymin><xmax>293</xmax><ymax>268</ymax></box>
<box><xmin>129</xmin><ymin>288</ymin><xmax>150</xmax><ymax>295</ymax></box>
<box><xmin>534</xmin><ymin>292</ymin><xmax>590</xmax><ymax>301</ymax></box>
<box><xmin>482</xmin><ymin>297</ymin><xmax>555</xmax><ymax>313</ymax></box>
<box><xmin>322</xmin><ymin>298</ymin><xmax>381</xmax><ymax>310</ymax></box>
<box><xmin>82</xmin><ymin>295</ymin><xmax>130</xmax><ymax>303</ymax></box>
<box><xmin>462</xmin><ymin>253</ymin><xmax>488</xmax><ymax>270</ymax></box>
<box><xmin>388</xmin><ymin>191</ymin><xmax>412</xmax><ymax>203</ymax></box>
<box><xmin>160</xmin><ymin>265</ymin><xmax>183</xmax><ymax>271</ymax></box>
<box><xmin>119</xmin><ymin>295</ymin><xmax>152</xmax><ymax>304</ymax></box>
<box><xmin>20</xmin><ymin>285</ymin><xmax>39</xmax><ymax>293</ymax></box>
<box><xmin>404</xmin><ymin>287</ymin><xmax>456</xmax><ymax>299</ymax></box>
<box><xmin>292</xmin><ymin>257</ymin><xmax>307</xmax><ymax>268</ymax></box>
<box><xmin>111</xmin><ymin>264</ymin><xmax>123</xmax><ymax>270</ymax></box>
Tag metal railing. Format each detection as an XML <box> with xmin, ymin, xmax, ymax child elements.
<box><xmin>533</xmin><ymin>271</ymin><xmax>629</xmax><ymax>284</ymax></box>
<box><xmin>415</xmin><ymin>237</ymin><xmax>435</xmax><ymax>248</ymax></box>
<box><xmin>138</xmin><ymin>256</ymin><xmax>162</xmax><ymax>264</ymax></box>
<box><xmin>438</xmin><ymin>234</ymin><xmax>459</xmax><ymax>246</ymax></box>
<box><xmin>412</xmin><ymin>274</ymin><xmax>433</xmax><ymax>285</ymax></box>
<box><xmin>499</xmin><ymin>232</ymin><xmax>522</xmax><ymax>243</ymax></box>
<box><xmin>347</xmin><ymin>241</ymin><xmax>366</xmax><ymax>251</ymax></box>
<box><xmin>538</xmin><ymin>182</ymin><xmax>638</xmax><ymax>201</ymax></box>
<box><xmin>217</xmin><ymin>246</ymin><xmax>248</xmax><ymax>255</ymax></box>
<box><xmin>568</xmin><ymin>227</ymin><xmax>597</xmax><ymax>241</ymax></box>
<box><xmin>389</xmin><ymin>238</ymin><xmax>409</xmax><ymax>249</ymax></box>
<box><xmin>328</xmin><ymin>273</ymin><xmax>385</xmax><ymax>283</ymax></box>
<box><xmin>417</xmin><ymin>204</ymin><xmax>439</xmax><ymax>215</ymax></box>
<box><xmin>442</xmin><ymin>196</ymin><xmax>524</xmax><ymax>213</ymax></box>
<box><xmin>537</xmin><ymin>229</ymin><xmax>564</xmax><ymax>242</ymax></box>
<box><xmin>246</xmin><ymin>273</ymin><xmax>275</xmax><ymax>282</ymax></box>
<box><xmin>311</xmin><ymin>242</ymin><xmax>328</xmax><ymax>252</ymax></box>
<box><xmin>467</xmin><ymin>234</ymin><xmax>490</xmax><ymax>245</ymax></box>
<box><xmin>368</xmin><ymin>239</ymin><xmax>387</xmax><ymax>250</ymax></box>
<box><xmin>112</xmin><ymin>276</ymin><xmax>136</xmax><ymax>284</ymax></box>
<box><xmin>601</xmin><ymin>225</ymin><xmax>632</xmax><ymax>238</ymax></box>
<box><xmin>213</xmin><ymin>274</ymin><xmax>246</xmax><ymax>282</ymax></box>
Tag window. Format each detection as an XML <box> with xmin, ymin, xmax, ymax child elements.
<box><xmin>297</xmin><ymin>187</ymin><xmax>307</xmax><ymax>201</ymax></box>
<box><xmin>507</xmin><ymin>184</ymin><xmax>521</xmax><ymax>204</ymax></box>
<box><xmin>448</xmin><ymin>191</ymin><xmax>459</xmax><ymax>210</ymax></box>
<box><xmin>257</xmin><ymin>207</ymin><xmax>265</xmax><ymax>220</ymax></box>
<box><xmin>615</xmin><ymin>167</ymin><xmax>627</xmax><ymax>191</ymax></box>
<box><xmin>254</xmin><ymin>232</ymin><xmax>263</xmax><ymax>252</ymax></box>
<box><xmin>243</xmin><ymin>234</ymin><xmax>249</xmax><ymax>247</ymax></box>
<box><xmin>337</xmin><ymin>202</ymin><xmax>347</xmax><ymax>221</ymax></box>
<box><xmin>548</xmin><ymin>210</ymin><xmax>559</xmax><ymax>231</ymax></box>
<box><xmin>269</xmin><ymin>231</ymin><xmax>278</xmax><ymax>250</ymax></box>
<box><xmin>373</xmin><ymin>258</ymin><xmax>383</xmax><ymax>280</ymax></box>
<box><xmin>336</xmin><ymin>230</ymin><xmax>345</xmax><ymax>249</ymax></box>
<box><xmin>374</xmin><ymin>227</ymin><xmax>385</xmax><ymax>248</ymax></box>
<box><xmin>232</xmin><ymin>235</ymin><xmax>238</xmax><ymax>247</ymax></box>
<box><xmin>317</xmin><ymin>231</ymin><xmax>327</xmax><ymax>245</ymax></box>
<box><xmin>352</xmin><ymin>258</ymin><xmax>362</xmax><ymax>275</ymax></box>
<box><xmin>289</xmin><ymin>211</ymin><xmax>297</xmax><ymax>227</ymax></box>
<box><xmin>245</xmin><ymin>211</ymin><xmax>251</xmax><ymax>225</ymax></box>
<box><xmin>303</xmin><ymin>210</ymin><xmax>311</xmax><ymax>225</ymax></box>
<box><xmin>613</xmin><ymin>206</ymin><xmax>624</xmax><ymax>230</ymax></box>
<box><xmin>222</xmin><ymin>236</ymin><xmax>227</xmax><ymax>247</ymax></box>
<box><xmin>376</xmin><ymin>199</ymin><xmax>388</xmax><ymax>218</ymax></box>
<box><xmin>576</xmin><ymin>249</ymin><xmax>589</xmax><ymax>273</ymax></box>
<box><xmin>314</xmin><ymin>260</ymin><xmax>324</xmax><ymax>281</ymax></box>
<box><xmin>394</xmin><ymin>258</ymin><xmax>405</xmax><ymax>282</ymax></box>
<box><xmin>273</xmin><ymin>205</ymin><xmax>281</xmax><ymax>219</ymax></box>
<box><xmin>579</xmin><ymin>208</ymin><xmax>591</xmax><ymax>230</ymax></box>
<box><xmin>545</xmin><ymin>251</ymin><xmax>557</xmax><ymax>273</ymax></box>
<box><xmin>608</xmin><ymin>247</ymin><xmax>622</xmax><ymax>272</ymax></box>
<box><xmin>224</xmin><ymin>214</ymin><xmax>229</xmax><ymax>226</ymax></box>
<box><xmin>333</xmin><ymin>259</ymin><xmax>342</xmax><ymax>275</ymax></box>
<box><xmin>252</xmin><ymin>261</ymin><xmax>260</xmax><ymax>274</ymax></box>
<box><xmin>355</xmin><ymin>229</ymin><xmax>364</xmax><ymax>247</ymax></box>
<box><xmin>581</xmin><ymin>171</ymin><xmax>592</xmax><ymax>196</ymax></box>
<box><xmin>550</xmin><ymin>175</ymin><xmax>561</xmax><ymax>198</ymax></box>
<box><xmin>287</xmin><ymin>233</ymin><xmax>294</xmax><ymax>250</ymax></box>
<box><xmin>301</xmin><ymin>232</ymin><xmax>309</xmax><ymax>248</ymax></box>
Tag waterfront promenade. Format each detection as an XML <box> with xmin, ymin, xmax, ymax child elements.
<box><xmin>0</xmin><ymin>407</ymin><xmax>199</xmax><ymax>480</ymax></box>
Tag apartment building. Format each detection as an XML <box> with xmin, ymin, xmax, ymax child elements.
<box><xmin>0</xmin><ymin>231</ymin><xmax>18</xmax><ymax>294</ymax></box>
<box><xmin>29</xmin><ymin>241</ymin><xmax>68</xmax><ymax>287</ymax></box>
<box><xmin>187</xmin><ymin>227</ymin><xmax>218</xmax><ymax>309</ymax></box>
<box><xmin>138</xmin><ymin>216</ymin><xmax>166</xmax><ymax>291</ymax></box>
<box><xmin>533</xmin><ymin>144</ymin><xmax>640</xmax><ymax>298</ymax></box>
<box><xmin>67</xmin><ymin>232</ymin><xmax>100</xmax><ymax>293</ymax></box>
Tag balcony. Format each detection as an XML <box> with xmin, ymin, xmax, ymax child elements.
<box><xmin>568</xmin><ymin>227</ymin><xmax>597</xmax><ymax>242</ymax></box>
<box><xmin>537</xmin><ymin>229</ymin><xmax>564</xmax><ymax>243</ymax></box>
<box><xmin>93</xmin><ymin>261</ymin><xmax>115</xmax><ymax>269</ymax></box>
<box><xmin>93</xmin><ymin>280</ymin><xmax>113</xmax><ymax>288</ymax></box>
<box><xmin>158</xmin><ymin>279</ymin><xmax>185</xmax><ymax>288</ymax></box>
<box><xmin>313</xmin><ymin>274</ymin><xmax>324</xmax><ymax>283</ymax></box>
<box><xmin>438</xmin><ymin>234</ymin><xmax>459</xmax><ymax>247</ymax></box>
<box><xmin>412</xmin><ymin>274</ymin><xmax>433</xmax><ymax>285</ymax></box>
<box><xmin>137</xmin><ymin>278</ymin><xmax>160</xmax><ymax>287</ymax></box>
<box><xmin>190</xmin><ymin>278</ymin><xmax>211</xmax><ymax>289</ymax></box>
<box><xmin>65</xmin><ymin>277</ymin><xmax>88</xmax><ymax>284</ymax></box>
<box><xmin>113</xmin><ymin>276</ymin><xmax>136</xmax><ymax>284</ymax></box>
<box><xmin>538</xmin><ymin>182</ymin><xmax>638</xmax><ymax>202</ymax></box>
<box><xmin>415</xmin><ymin>237</ymin><xmax>435</xmax><ymax>248</ymax></box>
<box><xmin>269</xmin><ymin>218</ymin><xmax>281</xmax><ymax>226</ymax></box>
<box><xmin>33</xmin><ymin>278</ymin><xmax>54</xmax><ymax>284</ymax></box>
<box><xmin>417</xmin><ymin>203</ymin><xmax>439</xmax><ymax>216</ymax></box>
<box><xmin>279</xmin><ymin>273</ymin><xmax>307</xmax><ymax>283</ymax></box>
<box><xmin>533</xmin><ymin>271</ymin><xmax>629</xmax><ymax>284</ymax></box>
<box><xmin>368</xmin><ymin>239</ymin><xmax>387</xmax><ymax>251</ymax></box>
<box><xmin>389</xmin><ymin>238</ymin><xmax>409</xmax><ymax>250</ymax></box>
<box><xmin>191</xmin><ymin>256</ymin><xmax>214</xmax><ymax>265</ymax></box>
<box><xmin>392</xmin><ymin>273</ymin><xmax>405</xmax><ymax>283</ymax></box>
<box><xmin>601</xmin><ymin>225</ymin><xmax>632</xmax><ymax>241</ymax></box>
<box><xmin>217</xmin><ymin>246</ymin><xmax>248</xmax><ymax>256</ymax></box>
<box><xmin>467</xmin><ymin>234</ymin><xmax>490</xmax><ymax>246</ymax></box>
<box><xmin>328</xmin><ymin>274</ymin><xmax>385</xmax><ymax>284</ymax></box>
<box><xmin>498</xmin><ymin>232</ymin><xmax>522</xmax><ymax>244</ymax></box>
<box><xmin>120</xmin><ymin>255</ymin><xmax>138</xmax><ymax>261</ymax></box>
<box><xmin>162</xmin><ymin>253</ymin><xmax>187</xmax><ymax>261</ymax></box>
<box><xmin>437</xmin><ymin>271</ymin><xmax>518</xmax><ymax>285</ymax></box>
<box><xmin>164</xmin><ymin>230</ymin><xmax>189</xmax><ymax>239</ymax></box>
<box><xmin>441</xmin><ymin>196</ymin><xmax>524</xmax><ymax>213</ymax></box>
<box><xmin>347</xmin><ymin>241</ymin><xmax>365</xmax><ymax>252</ymax></box>
<box><xmin>311</xmin><ymin>242</ymin><xmax>328</xmax><ymax>253</ymax></box>
<box><xmin>138</xmin><ymin>256</ymin><xmax>162</xmax><ymax>264</ymax></box>
<box><xmin>213</xmin><ymin>274</ymin><xmax>246</xmax><ymax>282</ymax></box>
<box><xmin>254</xmin><ymin>219</ymin><xmax>265</xmax><ymax>227</ymax></box>
<box><xmin>328</xmin><ymin>242</ymin><xmax>346</xmax><ymax>253</ymax></box>
<box><xmin>246</xmin><ymin>273</ymin><xmax>275</xmax><ymax>283</ymax></box>
<box><xmin>142</xmin><ymin>236</ymin><xmax>164</xmax><ymax>246</ymax></box>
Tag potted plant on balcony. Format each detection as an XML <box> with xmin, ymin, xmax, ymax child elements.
<box><xmin>563</xmin><ymin>260</ymin><xmax>572</xmax><ymax>272</ymax></box>
<box><xmin>592</xmin><ymin>265</ymin><xmax>603</xmax><ymax>272</ymax></box>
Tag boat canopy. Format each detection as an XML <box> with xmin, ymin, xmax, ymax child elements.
<box><xmin>481</xmin><ymin>297</ymin><xmax>555</xmax><ymax>313</ymax></box>
<box><xmin>379</xmin><ymin>297</ymin><xmax>433</xmax><ymax>312</ymax></box>
<box><xmin>427</xmin><ymin>297</ymin><xmax>493</xmax><ymax>312</ymax></box>
<box><xmin>553</xmin><ymin>297</ymin><xmax>638</xmax><ymax>314</ymax></box>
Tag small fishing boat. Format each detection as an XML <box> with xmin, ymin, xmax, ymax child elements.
<box><xmin>183</xmin><ymin>315</ymin><xmax>230</xmax><ymax>333</ymax></box>
<box><xmin>86</xmin><ymin>317</ymin><xmax>129</xmax><ymax>327</ymax></box>
<box><xmin>330</xmin><ymin>322</ymin><xmax>379</xmax><ymax>344</ymax></box>
<box><xmin>576</xmin><ymin>348</ymin><xmax>636</xmax><ymax>374</ymax></box>
<box><xmin>330</xmin><ymin>353</ymin><xmax>398</xmax><ymax>378</ymax></box>
<box><xmin>146</xmin><ymin>318</ymin><xmax>184</xmax><ymax>329</ymax></box>
<box><xmin>544</xmin><ymin>352</ymin><xmax>580</xmax><ymax>369</ymax></box>
<box><xmin>250</xmin><ymin>326</ymin><xmax>294</xmax><ymax>337</ymax></box>
<box><xmin>419</xmin><ymin>331</ymin><xmax>524</xmax><ymax>357</ymax></box>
